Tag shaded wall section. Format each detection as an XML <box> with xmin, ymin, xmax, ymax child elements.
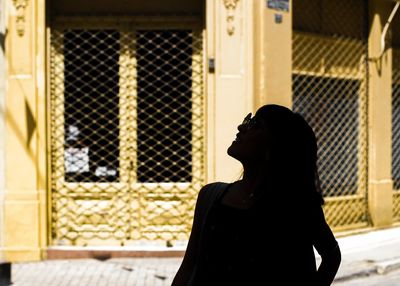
<box><xmin>50</xmin><ymin>0</ymin><xmax>203</xmax><ymax>16</ymax></box>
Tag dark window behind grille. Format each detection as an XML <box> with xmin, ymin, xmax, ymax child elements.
<box><xmin>136</xmin><ymin>30</ymin><xmax>193</xmax><ymax>183</ymax></box>
<box><xmin>293</xmin><ymin>75</ymin><xmax>360</xmax><ymax>196</ymax></box>
<box><xmin>63</xmin><ymin>30</ymin><xmax>120</xmax><ymax>182</ymax></box>
<box><xmin>392</xmin><ymin>70</ymin><xmax>400</xmax><ymax>189</ymax></box>
<box><xmin>393</xmin><ymin>12</ymin><xmax>400</xmax><ymax>189</ymax></box>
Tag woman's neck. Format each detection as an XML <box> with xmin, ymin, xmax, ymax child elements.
<box><xmin>239</xmin><ymin>161</ymin><xmax>277</xmax><ymax>193</ymax></box>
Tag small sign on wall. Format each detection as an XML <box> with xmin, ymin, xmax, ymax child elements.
<box><xmin>267</xmin><ymin>0</ymin><xmax>289</xmax><ymax>12</ymax></box>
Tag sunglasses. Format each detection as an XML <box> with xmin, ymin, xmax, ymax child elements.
<box><xmin>241</xmin><ymin>112</ymin><xmax>265</xmax><ymax>130</ymax></box>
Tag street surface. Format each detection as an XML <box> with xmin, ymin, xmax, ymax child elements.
<box><xmin>9</xmin><ymin>225</ymin><xmax>400</xmax><ymax>286</ymax></box>
<box><xmin>333</xmin><ymin>267</ymin><xmax>400</xmax><ymax>286</ymax></box>
<box><xmin>11</xmin><ymin>258</ymin><xmax>181</xmax><ymax>286</ymax></box>
<box><xmin>10</xmin><ymin>256</ymin><xmax>400</xmax><ymax>286</ymax></box>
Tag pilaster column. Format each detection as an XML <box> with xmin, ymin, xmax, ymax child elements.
<box><xmin>254</xmin><ymin>0</ymin><xmax>292</xmax><ymax>109</ymax></box>
<box><xmin>206</xmin><ymin>0</ymin><xmax>255</xmax><ymax>182</ymax></box>
<box><xmin>368</xmin><ymin>0</ymin><xmax>394</xmax><ymax>227</ymax></box>
<box><xmin>4</xmin><ymin>0</ymin><xmax>46</xmax><ymax>261</ymax></box>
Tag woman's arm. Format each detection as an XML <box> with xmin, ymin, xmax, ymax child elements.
<box><xmin>313</xmin><ymin>206</ymin><xmax>342</xmax><ymax>286</ymax></box>
<box><xmin>171</xmin><ymin>185</ymin><xmax>210</xmax><ymax>286</ymax></box>
<box><xmin>315</xmin><ymin>242</ymin><xmax>341</xmax><ymax>286</ymax></box>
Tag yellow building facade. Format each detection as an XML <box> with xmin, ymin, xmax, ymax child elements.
<box><xmin>1</xmin><ymin>0</ymin><xmax>400</xmax><ymax>262</ymax></box>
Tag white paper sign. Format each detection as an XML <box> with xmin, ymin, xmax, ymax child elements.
<box><xmin>65</xmin><ymin>147</ymin><xmax>89</xmax><ymax>173</ymax></box>
<box><xmin>67</xmin><ymin>125</ymin><xmax>80</xmax><ymax>141</ymax></box>
<box><xmin>95</xmin><ymin>166</ymin><xmax>117</xmax><ymax>177</ymax></box>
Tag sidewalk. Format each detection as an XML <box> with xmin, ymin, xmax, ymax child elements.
<box><xmin>11</xmin><ymin>257</ymin><xmax>181</xmax><ymax>286</ymax></box>
<box><xmin>331</xmin><ymin>226</ymin><xmax>400</xmax><ymax>284</ymax></box>
<box><xmin>7</xmin><ymin>226</ymin><xmax>400</xmax><ymax>285</ymax></box>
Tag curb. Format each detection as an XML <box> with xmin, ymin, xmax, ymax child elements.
<box><xmin>334</xmin><ymin>258</ymin><xmax>400</xmax><ymax>282</ymax></box>
<box><xmin>376</xmin><ymin>257</ymin><xmax>400</xmax><ymax>275</ymax></box>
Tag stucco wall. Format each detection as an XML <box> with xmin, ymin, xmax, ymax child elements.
<box><xmin>0</xmin><ymin>0</ymin><xmax>6</xmax><ymax>261</ymax></box>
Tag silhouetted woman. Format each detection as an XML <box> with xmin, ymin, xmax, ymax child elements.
<box><xmin>172</xmin><ymin>104</ymin><xmax>341</xmax><ymax>286</ymax></box>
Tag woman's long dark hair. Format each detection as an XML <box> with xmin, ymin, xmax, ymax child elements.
<box><xmin>239</xmin><ymin>104</ymin><xmax>324</xmax><ymax>206</ymax></box>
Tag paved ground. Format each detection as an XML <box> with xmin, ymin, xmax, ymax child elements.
<box><xmin>9</xmin><ymin>256</ymin><xmax>400</xmax><ymax>286</ymax></box>
<box><xmin>11</xmin><ymin>258</ymin><xmax>182</xmax><ymax>286</ymax></box>
<box><xmin>8</xmin><ymin>226</ymin><xmax>400</xmax><ymax>285</ymax></box>
<box><xmin>333</xmin><ymin>267</ymin><xmax>400</xmax><ymax>286</ymax></box>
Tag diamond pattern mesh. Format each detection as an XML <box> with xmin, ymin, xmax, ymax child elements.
<box><xmin>136</xmin><ymin>31</ymin><xmax>194</xmax><ymax>183</ymax></box>
<box><xmin>292</xmin><ymin>0</ymin><xmax>369</xmax><ymax>231</ymax></box>
<box><xmin>393</xmin><ymin>49</ymin><xmax>400</xmax><ymax>220</ymax></box>
<box><xmin>50</xmin><ymin>25</ymin><xmax>205</xmax><ymax>246</ymax></box>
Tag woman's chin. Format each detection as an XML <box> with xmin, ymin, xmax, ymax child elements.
<box><xmin>227</xmin><ymin>144</ymin><xmax>239</xmax><ymax>158</ymax></box>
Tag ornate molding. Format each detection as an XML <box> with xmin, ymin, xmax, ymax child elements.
<box><xmin>223</xmin><ymin>0</ymin><xmax>239</xmax><ymax>36</ymax></box>
<box><xmin>13</xmin><ymin>0</ymin><xmax>28</xmax><ymax>37</ymax></box>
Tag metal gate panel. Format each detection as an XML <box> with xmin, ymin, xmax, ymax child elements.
<box><xmin>292</xmin><ymin>0</ymin><xmax>369</xmax><ymax>232</ymax></box>
<box><xmin>49</xmin><ymin>19</ymin><xmax>205</xmax><ymax>246</ymax></box>
<box><xmin>392</xmin><ymin>49</ymin><xmax>400</xmax><ymax>221</ymax></box>
<box><xmin>292</xmin><ymin>32</ymin><xmax>369</xmax><ymax>231</ymax></box>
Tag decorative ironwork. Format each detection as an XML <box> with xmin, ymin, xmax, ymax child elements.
<box><xmin>12</xmin><ymin>0</ymin><xmax>28</xmax><ymax>36</ymax></box>
<box><xmin>50</xmin><ymin>21</ymin><xmax>205</xmax><ymax>246</ymax></box>
<box><xmin>223</xmin><ymin>0</ymin><xmax>239</xmax><ymax>35</ymax></box>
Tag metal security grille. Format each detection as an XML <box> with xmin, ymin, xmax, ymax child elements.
<box><xmin>136</xmin><ymin>30</ymin><xmax>194</xmax><ymax>183</ymax></box>
<box><xmin>50</xmin><ymin>20</ymin><xmax>205</xmax><ymax>246</ymax></box>
<box><xmin>393</xmin><ymin>49</ymin><xmax>400</xmax><ymax>221</ymax></box>
<box><xmin>292</xmin><ymin>0</ymin><xmax>369</xmax><ymax>231</ymax></box>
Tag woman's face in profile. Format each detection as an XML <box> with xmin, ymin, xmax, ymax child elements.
<box><xmin>227</xmin><ymin>112</ymin><xmax>271</xmax><ymax>164</ymax></box>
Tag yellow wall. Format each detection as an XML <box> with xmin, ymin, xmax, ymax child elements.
<box><xmin>0</xmin><ymin>0</ymin><xmax>6</xmax><ymax>262</ymax></box>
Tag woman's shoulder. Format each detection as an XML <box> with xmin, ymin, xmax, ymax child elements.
<box><xmin>201</xmin><ymin>181</ymin><xmax>230</xmax><ymax>189</ymax></box>
<box><xmin>193</xmin><ymin>182</ymin><xmax>231</xmax><ymax>217</ymax></box>
<box><xmin>200</xmin><ymin>181</ymin><xmax>229</xmax><ymax>192</ymax></box>
<box><xmin>198</xmin><ymin>181</ymin><xmax>230</xmax><ymax>200</ymax></box>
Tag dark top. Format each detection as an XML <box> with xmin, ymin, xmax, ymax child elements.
<box><xmin>197</xmin><ymin>202</ymin><xmax>259</xmax><ymax>285</ymax></box>
<box><xmin>193</xmin><ymin>182</ymin><xmax>338</xmax><ymax>286</ymax></box>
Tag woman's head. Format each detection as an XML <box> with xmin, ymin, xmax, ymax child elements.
<box><xmin>227</xmin><ymin>104</ymin><xmax>323</xmax><ymax>204</ymax></box>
